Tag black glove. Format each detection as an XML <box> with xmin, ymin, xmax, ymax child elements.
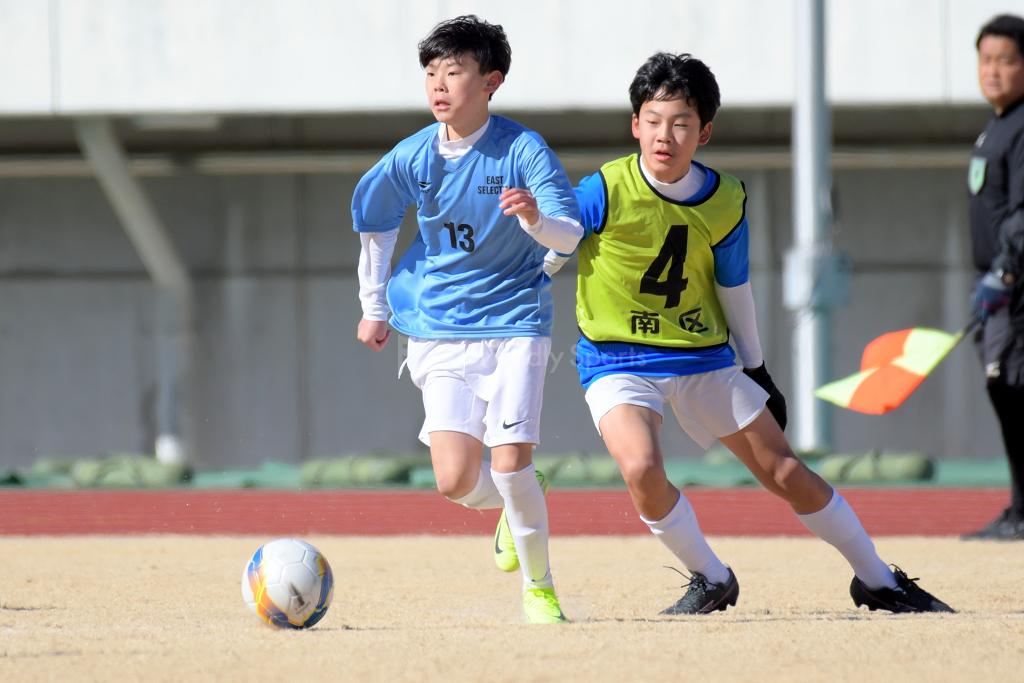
<box><xmin>743</xmin><ymin>363</ymin><xmax>787</xmax><ymax>431</ymax></box>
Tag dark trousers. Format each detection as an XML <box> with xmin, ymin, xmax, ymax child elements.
<box><xmin>987</xmin><ymin>382</ymin><xmax>1024</xmax><ymax>515</ymax></box>
<box><xmin>975</xmin><ymin>298</ymin><xmax>1024</xmax><ymax>515</ymax></box>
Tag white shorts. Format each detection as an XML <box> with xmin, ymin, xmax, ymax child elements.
<box><xmin>405</xmin><ymin>336</ymin><xmax>551</xmax><ymax>448</ymax></box>
<box><xmin>584</xmin><ymin>366</ymin><xmax>768</xmax><ymax>450</ymax></box>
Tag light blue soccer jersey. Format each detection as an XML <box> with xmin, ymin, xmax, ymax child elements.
<box><xmin>352</xmin><ymin>115</ymin><xmax>580</xmax><ymax>339</ymax></box>
<box><xmin>573</xmin><ymin>161</ymin><xmax>750</xmax><ymax>388</ymax></box>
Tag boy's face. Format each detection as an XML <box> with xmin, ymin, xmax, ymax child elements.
<box><xmin>424</xmin><ymin>54</ymin><xmax>503</xmax><ymax>130</ymax></box>
<box><xmin>978</xmin><ymin>34</ymin><xmax>1024</xmax><ymax>114</ymax></box>
<box><xmin>631</xmin><ymin>94</ymin><xmax>712</xmax><ymax>183</ymax></box>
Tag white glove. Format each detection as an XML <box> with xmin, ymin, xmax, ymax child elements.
<box><xmin>543</xmin><ymin>250</ymin><xmax>570</xmax><ymax>277</ymax></box>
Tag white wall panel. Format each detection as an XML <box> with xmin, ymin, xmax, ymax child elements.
<box><xmin>0</xmin><ymin>1</ymin><xmax>52</xmax><ymax>113</ymax></box>
<box><xmin>829</xmin><ymin>0</ymin><xmax>946</xmax><ymax>103</ymax></box>
<box><xmin>0</xmin><ymin>1</ymin><xmax>1013</xmax><ymax>118</ymax></box>
<box><xmin>55</xmin><ymin>0</ymin><xmax>426</xmax><ymax>113</ymax></box>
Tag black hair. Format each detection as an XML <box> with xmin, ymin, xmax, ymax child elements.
<box><xmin>628</xmin><ymin>52</ymin><xmax>720</xmax><ymax>126</ymax></box>
<box><xmin>977</xmin><ymin>14</ymin><xmax>1024</xmax><ymax>58</ymax></box>
<box><xmin>418</xmin><ymin>15</ymin><xmax>511</xmax><ymax>76</ymax></box>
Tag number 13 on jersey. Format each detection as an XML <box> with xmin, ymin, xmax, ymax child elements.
<box><xmin>443</xmin><ymin>221</ymin><xmax>475</xmax><ymax>252</ymax></box>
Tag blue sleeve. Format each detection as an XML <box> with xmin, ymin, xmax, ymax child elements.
<box><xmin>522</xmin><ymin>147</ymin><xmax>580</xmax><ymax>223</ymax></box>
<box><xmin>574</xmin><ymin>172</ymin><xmax>607</xmax><ymax>240</ymax></box>
<box><xmin>712</xmin><ymin>218</ymin><xmax>750</xmax><ymax>287</ymax></box>
<box><xmin>351</xmin><ymin>148</ymin><xmax>415</xmax><ymax>233</ymax></box>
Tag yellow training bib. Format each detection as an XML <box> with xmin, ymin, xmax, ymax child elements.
<box><xmin>577</xmin><ymin>154</ymin><xmax>746</xmax><ymax>348</ymax></box>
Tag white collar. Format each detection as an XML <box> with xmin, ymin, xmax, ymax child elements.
<box><xmin>639</xmin><ymin>156</ymin><xmax>706</xmax><ymax>202</ymax></box>
<box><xmin>437</xmin><ymin>118</ymin><xmax>491</xmax><ymax>160</ymax></box>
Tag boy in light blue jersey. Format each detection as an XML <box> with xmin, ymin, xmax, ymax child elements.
<box><xmin>352</xmin><ymin>15</ymin><xmax>581</xmax><ymax>624</ymax></box>
<box><xmin>547</xmin><ymin>52</ymin><xmax>953</xmax><ymax>616</ymax></box>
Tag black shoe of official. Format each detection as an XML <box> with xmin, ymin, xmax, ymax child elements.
<box><xmin>850</xmin><ymin>566</ymin><xmax>955</xmax><ymax>613</ymax></box>
<box><xmin>960</xmin><ymin>507</ymin><xmax>1024</xmax><ymax>541</ymax></box>
<box><xmin>659</xmin><ymin>567</ymin><xmax>739</xmax><ymax>615</ymax></box>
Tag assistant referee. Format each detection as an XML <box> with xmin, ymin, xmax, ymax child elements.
<box><xmin>963</xmin><ymin>14</ymin><xmax>1024</xmax><ymax>541</ymax></box>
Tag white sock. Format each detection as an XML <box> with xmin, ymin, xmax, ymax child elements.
<box><xmin>450</xmin><ymin>463</ymin><xmax>504</xmax><ymax>510</ymax></box>
<box><xmin>797</xmin><ymin>490</ymin><xmax>897</xmax><ymax>590</ymax></box>
<box><xmin>491</xmin><ymin>464</ymin><xmax>553</xmax><ymax>590</ymax></box>
<box><xmin>640</xmin><ymin>492</ymin><xmax>730</xmax><ymax>586</ymax></box>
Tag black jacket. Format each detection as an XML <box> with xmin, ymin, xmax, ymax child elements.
<box><xmin>970</xmin><ymin>97</ymin><xmax>1024</xmax><ymax>380</ymax></box>
<box><xmin>969</xmin><ymin>96</ymin><xmax>1024</xmax><ymax>278</ymax></box>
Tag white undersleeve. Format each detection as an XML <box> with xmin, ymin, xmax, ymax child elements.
<box><xmin>715</xmin><ymin>281</ymin><xmax>764</xmax><ymax>369</ymax></box>
<box><xmin>543</xmin><ymin>250</ymin><xmax>571</xmax><ymax>276</ymax></box>
<box><xmin>519</xmin><ymin>214</ymin><xmax>584</xmax><ymax>254</ymax></box>
<box><xmin>357</xmin><ymin>228</ymin><xmax>399</xmax><ymax>321</ymax></box>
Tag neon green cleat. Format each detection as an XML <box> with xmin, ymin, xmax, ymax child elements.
<box><xmin>522</xmin><ymin>587</ymin><xmax>568</xmax><ymax>624</ymax></box>
<box><xmin>494</xmin><ymin>469</ymin><xmax>549</xmax><ymax>572</ymax></box>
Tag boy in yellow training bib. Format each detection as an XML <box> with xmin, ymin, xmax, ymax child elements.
<box><xmin>547</xmin><ymin>52</ymin><xmax>953</xmax><ymax>616</ymax></box>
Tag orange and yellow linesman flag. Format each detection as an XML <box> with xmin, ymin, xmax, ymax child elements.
<box><xmin>815</xmin><ymin>325</ymin><xmax>972</xmax><ymax>415</ymax></box>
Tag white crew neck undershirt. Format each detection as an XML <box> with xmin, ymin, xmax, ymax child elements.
<box><xmin>437</xmin><ymin>118</ymin><xmax>490</xmax><ymax>161</ymax></box>
<box><xmin>639</xmin><ymin>156</ymin><xmax>706</xmax><ymax>202</ymax></box>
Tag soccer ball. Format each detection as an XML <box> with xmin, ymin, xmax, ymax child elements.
<box><xmin>241</xmin><ymin>538</ymin><xmax>334</xmax><ymax>629</ymax></box>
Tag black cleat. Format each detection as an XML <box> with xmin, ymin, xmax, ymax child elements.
<box><xmin>850</xmin><ymin>566</ymin><xmax>955</xmax><ymax>613</ymax></box>
<box><xmin>961</xmin><ymin>508</ymin><xmax>1024</xmax><ymax>541</ymax></box>
<box><xmin>659</xmin><ymin>567</ymin><xmax>739</xmax><ymax>615</ymax></box>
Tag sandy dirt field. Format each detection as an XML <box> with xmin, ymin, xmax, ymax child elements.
<box><xmin>1</xmin><ymin>536</ymin><xmax>1020</xmax><ymax>682</ymax></box>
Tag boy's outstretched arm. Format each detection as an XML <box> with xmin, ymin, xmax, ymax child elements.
<box><xmin>355</xmin><ymin>228</ymin><xmax>399</xmax><ymax>351</ymax></box>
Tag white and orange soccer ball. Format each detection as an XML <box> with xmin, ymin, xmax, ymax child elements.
<box><xmin>241</xmin><ymin>538</ymin><xmax>334</xmax><ymax>629</ymax></box>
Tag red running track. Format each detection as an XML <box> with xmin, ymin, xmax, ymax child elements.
<box><xmin>0</xmin><ymin>488</ymin><xmax>1007</xmax><ymax>536</ymax></box>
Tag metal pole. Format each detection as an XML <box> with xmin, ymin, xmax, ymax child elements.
<box><xmin>75</xmin><ymin>117</ymin><xmax>194</xmax><ymax>464</ymax></box>
<box><xmin>787</xmin><ymin>0</ymin><xmax>833</xmax><ymax>453</ymax></box>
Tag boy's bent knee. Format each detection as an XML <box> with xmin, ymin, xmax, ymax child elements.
<box><xmin>619</xmin><ymin>457</ymin><xmax>668</xmax><ymax>492</ymax></box>
<box><xmin>436</xmin><ymin>474</ymin><xmax>473</xmax><ymax>501</ymax></box>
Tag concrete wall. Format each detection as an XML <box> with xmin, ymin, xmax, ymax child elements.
<box><xmin>0</xmin><ymin>0</ymin><xmax>1015</xmax><ymax>115</ymax></box>
<box><xmin>0</xmin><ymin>161</ymin><xmax>1000</xmax><ymax>469</ymax></box>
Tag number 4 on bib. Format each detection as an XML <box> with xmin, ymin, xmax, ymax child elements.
<box><xmin>639</xmin><ymin>224</ymin><xmax>689</xmax><ymax>308</ymax></box>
